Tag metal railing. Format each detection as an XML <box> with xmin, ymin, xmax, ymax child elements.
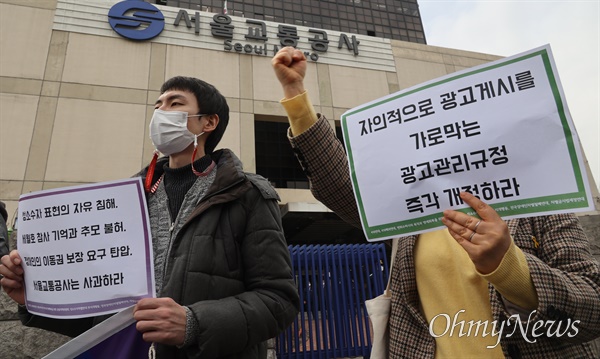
<box><xmin>278</xmin><ymin>243</ymin><xmax>389</xmax><ymax>359</ymax></box>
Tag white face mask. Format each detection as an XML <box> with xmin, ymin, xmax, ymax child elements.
<box><xmin>149</xmin><ymin>109</ymin><xmax>204</xmax><ymax>156</ymax></box>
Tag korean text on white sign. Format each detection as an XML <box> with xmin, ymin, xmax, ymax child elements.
<box><xmin>341</xmin><ymin>45</ymin><xmax>594</xmax><ymax>241</ymax></box>
<box><xmin>18</xmin><ymin>178</ymin><xmax>155</xmax><ymax>318</ymax></box>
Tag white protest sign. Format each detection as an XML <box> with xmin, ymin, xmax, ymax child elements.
<box><xmin>17</xmin><ymin>178</ymin><xmax>155</xmax><ymax>318</ymax></box>
<box><xmin>341</xmin><ymin>45</ymin><xmax>594</xmax><ymax>241</ymax></box>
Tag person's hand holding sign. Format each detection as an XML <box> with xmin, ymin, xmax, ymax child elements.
<box><xmin>134</xmin><ymin>297</ymin><xmax>187</xmax><ymax>346</ymax></box>
<box><xmin>441</xmin><ymin>192</ymin><xmax>512</xmax><ymax>274</ymax></box>
<box><xmin>0</xmin><ymin>250</ymin><xmax>26</xmax><ymax>305</ymax></box>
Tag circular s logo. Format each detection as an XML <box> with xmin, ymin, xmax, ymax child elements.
<box><xmin>108</xmin><ymin>0</ymin><xmax>164</xmax><ymax>41</ymax></box>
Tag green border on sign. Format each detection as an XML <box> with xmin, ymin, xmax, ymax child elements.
<box><xmin>341</xmin><ymin>48</ymin><xmax>589</xmax><ymax>240</ymax></box>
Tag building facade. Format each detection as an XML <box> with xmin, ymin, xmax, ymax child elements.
<box><xmin>0</xmin><ymin>0</ymin><xmax>598</xmax><ymax>357</ymax></box>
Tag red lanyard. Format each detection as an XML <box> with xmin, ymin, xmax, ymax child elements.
<box><xmin>144</xmin><ymin>151</ymin><xmax>159</xmax><ymax>193</ymax></box>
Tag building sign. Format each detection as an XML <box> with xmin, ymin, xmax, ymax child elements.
<box><xmin>341</xmin><ymin>45</ymin><xmax>594</xmax><ymax>241</ymax></box>
<box><xmin>107</xmin><ymin>0</ymin><xmax>359</xmax><ymax>61</ymax></box>
<box><xmin>53</xmin><ymin>0</ymin><xmax>396</xmax><ymax>72</ymax></box>
<box><xmin>107</xmin><ymin>0</ymin><xmax>164</xmax><ymax>40</ymax></box>
<box><xmin>204</xmin><ymin>14</ymin><xmax>359</xmax><ymax>61</ymax></box>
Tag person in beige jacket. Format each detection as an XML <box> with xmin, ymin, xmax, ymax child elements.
<box><xmin>271</xmin><ymin>46</ymin><xmax>600</xmax><ymax>358</ymax></box>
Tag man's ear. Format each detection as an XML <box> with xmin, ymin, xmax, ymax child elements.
<box><xmin>203</xmin><ymin>114</ymin><xmax>219</xmax><ymax>133</ymax></box>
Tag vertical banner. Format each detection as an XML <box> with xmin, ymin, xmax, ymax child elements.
<box><xmin>18</xmin><ymin>178</ymin><xmax>155</xmax><ymax>318</ymax></box>
<box><xmin>341</xmin><ymin>45</ymin><xmax>593</xmax><ymax>241</ymax></box>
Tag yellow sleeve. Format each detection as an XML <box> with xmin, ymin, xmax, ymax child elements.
<box><xmin>480</xmin><ymin>242</ymin><xmax>539</xmax><ymax>310</ymax></box>
<box><xmin>280</xmin><ymin>91</ymin><xmax>318</xmax><ymax>136</ymax></box>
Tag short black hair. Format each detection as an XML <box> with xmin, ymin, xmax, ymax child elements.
<box><xmin>160</xmin><ymin>76</ymin><xmax>229</xmax><ymax>154</ymax></box>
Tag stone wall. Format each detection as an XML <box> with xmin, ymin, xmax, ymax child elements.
<box><xmin>580</xmin><ymin>214</ymin><xmax>600</xmax><ymax>259</ymax></box>
<box><xmin>2</xmin><ymin>214</ymin><xmax>599</xmax><ymax>358</ymax></box>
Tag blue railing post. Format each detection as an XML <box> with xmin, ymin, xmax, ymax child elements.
<box><xmin>277</xmin><ymin>243</ymin><xmax>389</xmax><ymax>359</ymax></box>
